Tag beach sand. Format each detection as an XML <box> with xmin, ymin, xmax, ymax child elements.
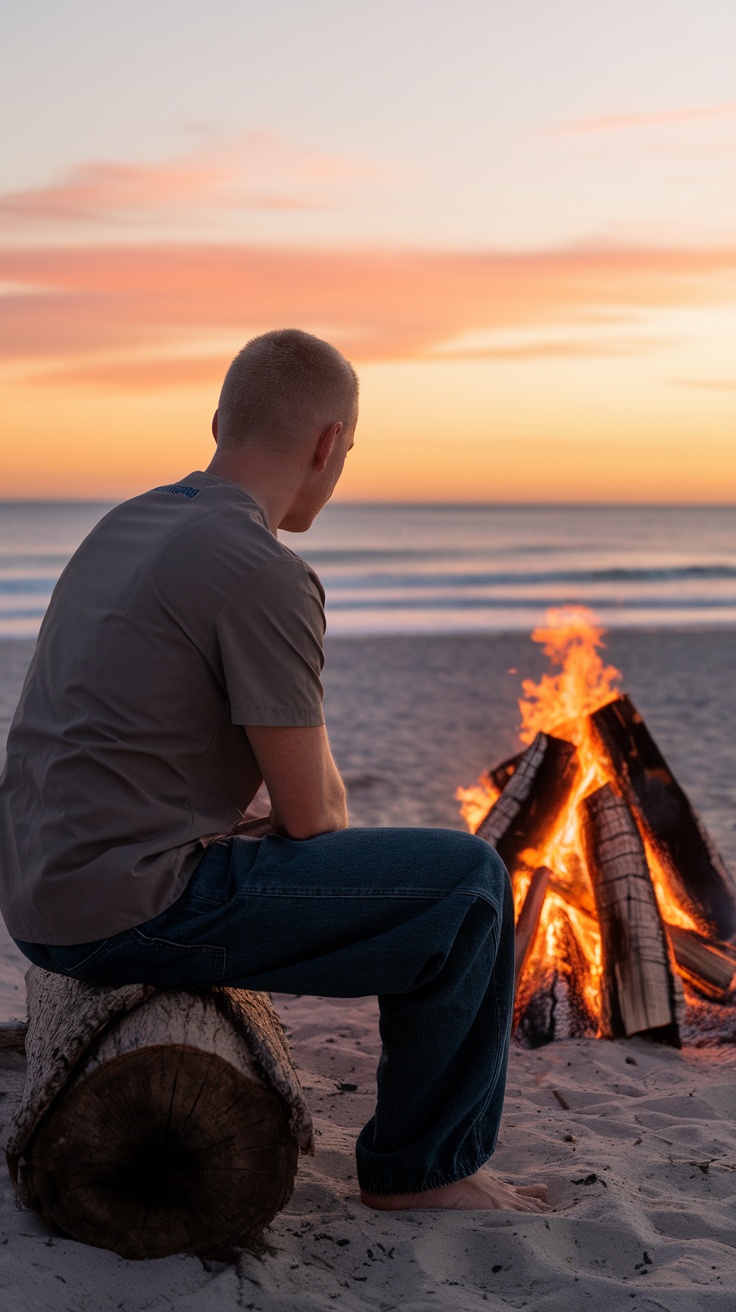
<box><xmin>2</xmin><ymin>629</ymin><xmax>736</xmax><ymax>1309</ymax></box>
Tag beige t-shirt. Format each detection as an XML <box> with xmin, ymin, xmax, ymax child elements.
<box><xmin>0</xmin><ymin>473</ymin><xmax>326</xmax><ymax>944</ymax></box>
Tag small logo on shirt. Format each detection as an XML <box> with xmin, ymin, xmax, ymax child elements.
<box><xmin>163</xmin><ymin>484</ymin><xmax>200</xmax><ymax>498</ymax></box>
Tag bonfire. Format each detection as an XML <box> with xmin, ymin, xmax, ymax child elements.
<box><xmin>457</xmin><ymin>608</ymin><xmax>736</xmax><ymax>1048</ymax></box>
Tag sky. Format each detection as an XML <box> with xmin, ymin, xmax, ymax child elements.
<box><xmin>1</xmin><ymin>0</ymin><xmax>735</xmax><ymax>501</ymax></box>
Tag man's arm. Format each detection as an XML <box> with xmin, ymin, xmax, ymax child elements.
<box><xmin>244</xmin><ymin>724</ymin><xmax>348</xmax><ymax>840</ymax></box>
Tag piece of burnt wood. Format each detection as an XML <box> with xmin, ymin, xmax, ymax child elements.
<box><xmin>667</xmin><ymin>926</ymin><xmax>736</xmax><ymax>1001</ymax></box>
<box><xmin>514</xmin><ymin>906</ymin><xmax>597</xmax><ymax>1046</ymax></box>
<box><xmin>514</xmin><ymin>866</ymin><xmax>551</xmax><ymax>993</ymax></box>
<box><xmin>581</xmin><ymin>783</ymin><xmax>681</xmax><ymax>1045</ymax></box>
<box><xmin>12</xmin><ymin>977</ymin><xmax>308</xmax><ymax>1260</ymax></box>
<box><xmin>476</xmin><ymin>733</ymin><xmax>578</xmax><ymax>874</ymax></box>
<box><xmin>545</xmin><ymin>875</ymin><xmax>735</xmax><ymax>1001</ymax></box>
<box><xmin>489</xmin><ymin>750</ymin><xmax>526</xmax><ymax>793</ymax></box>
<box><xmin>591</xmin><ymin>695</ymin><xmax>736</xmax><ymax>941</ymax></box>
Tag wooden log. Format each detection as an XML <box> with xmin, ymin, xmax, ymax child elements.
<box><xmin>476</xmin><ymin>732</ymin><xmax>578</xmax><ymax>873</ymax></box>
<box><xmin>591</xmin><ymin>695</ymin><xmax>736</xmax><ymax>941</ymax></box>
<box><xmin>514</xmin><ymin>866</ymin><xmax>551</xmax><ymax>993</ymax></box>
<box><xmin>12</xmin><ymin>976</ymin><xmax>309</xmax><ymax>1260</ymax></box>
<box><xmin>488</xmin><ymin>750</ymin><xmax>526</xmax><ymax>793</ymax></box>
<box><xmin>580</xmin><ymin>783</ymin><xmax>681</xmax><ymax>1045</ymax></box>
<box><xmin>667</xmin><ymin>926</ymin><xmax>736</xmax><ymax>1001</ymax></box>
<box><xmin>546</xmin><ymin>873</ymin><xmax>736</xmax><ymax>1002</ymax></box>
<box><xmin>514</xmin><ymin>905</ymin><xmax>597</xmax><ymax>1046</ymax></box>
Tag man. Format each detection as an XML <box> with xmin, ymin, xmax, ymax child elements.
<box><xmin>0</xmin><ymin>329</ymin><xmax>548</xmax><ymax>1213</ymax></box>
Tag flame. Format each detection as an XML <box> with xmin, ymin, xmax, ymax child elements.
<box><xmin>455</xmin><ymin>777</ymin><xmax>499</xmax><ymax>832</ymax></box>
<box><xmin>458</xmin><ymin>605</ymin><xmax>701</xmax><ymax>1034</ymax></box>
<box><xmin>519</xmin><ymin>605</ymin><xmax>621</xmax><ymax>745</ymax></box>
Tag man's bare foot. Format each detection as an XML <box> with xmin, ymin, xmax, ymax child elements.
<box><xmin>361</xmin><ymin>1167</ymin><xmax>551</xmax><ymax>1213</ymax></box>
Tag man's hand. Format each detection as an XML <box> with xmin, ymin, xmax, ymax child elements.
<box><xmin>244</xmin><ymin>724</ymin><xmax>348</xmax><ymax>840</ymax></box>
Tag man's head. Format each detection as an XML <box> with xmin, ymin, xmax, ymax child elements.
<box><xmin>216</xmin><ymin>328</ymin><xmax>358</xmax><ymax>449</ymax></box>
<box><xmin>211</xmin><ymin>329</ymin><xmax>358</xmax><ymax>531</ymax></box>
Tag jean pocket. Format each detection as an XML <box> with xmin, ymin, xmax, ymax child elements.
<box><xmin>126</xmin><ymin>927</ymin><xmax>227</xmax><ymax>987</ymax></box>
<box><xmin>38</xmin><ymin>936</ymin><xmax>115</xmax><ymax>977</ymax></box>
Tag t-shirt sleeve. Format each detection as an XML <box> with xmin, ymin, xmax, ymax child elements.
<box><xmin>213</xmin><ymin>556</ymin><xmax>326</xmax><ymax>727</ymax></box>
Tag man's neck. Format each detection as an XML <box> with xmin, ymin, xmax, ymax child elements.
<box><xmin>205</xmin><ymin>449</ymin><xmax>300</xmax><ymax>533</ymax></box>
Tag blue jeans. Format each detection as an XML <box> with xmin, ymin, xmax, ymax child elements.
<box><xmin>16</xmin><ymin>827</ymin><xmax>514</xmax><ymax>1196</ymax></box>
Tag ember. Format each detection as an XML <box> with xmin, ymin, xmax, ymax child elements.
<box><xmin>458</xmin><ymin>607</ymin><xmax>736</xmax><ymax>1048</ymax></box>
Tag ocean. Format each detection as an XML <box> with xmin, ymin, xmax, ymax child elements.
<box><xmin>0</xmin><ymin>500</ymin><xmax>735</xmax><ymax>639</ymax></box>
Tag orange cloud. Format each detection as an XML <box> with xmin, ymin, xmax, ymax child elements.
<box><xmin>0</xmin><ymin>133</ymin><xmax>373</xmax><ymax>227</ymax></box>
<box><xmin>1</xmin><ymin>240</ymin><xmax>735</xmax><ymax>385</ymax></box>
<box><xmin>431</xmin><ymin>336</ymin><xmax>670</xmax><ymax>362</ymax></box>
<box><xmin>672</xmin><ymin>377</ymin><xmax>736</xmax><ymax>392</ymax></box>
<box><xmin>556</xmin><ymin>103</ymin><xmax>736</xmax><ymax>136</ymax></box>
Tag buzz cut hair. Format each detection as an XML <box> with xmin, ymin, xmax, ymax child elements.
<box><xmin>216</xmin><ymin>328</ymin><xmax>358</xmax><ymax>450</ymax></box>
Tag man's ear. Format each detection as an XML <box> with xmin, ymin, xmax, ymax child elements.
<box><xmin>212</xmin><ymin>410</ymin><xmax>219</xmax><ymax>443</ymax></box>
<box><xmin>313</xmin><ymin>421</ymin><xmax>342</xmax><ymax>472</ymax></box>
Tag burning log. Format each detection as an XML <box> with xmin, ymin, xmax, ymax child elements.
<box><xmin>476</xmin><ymin>732</ymin><xmax>578</xmax><ymax>873</ymax></box>
<box><xmin>581</xmin><ymin>783</ymin><xmax>681</xmax><ymax>1046</ymax></box>
<box><xmin>514</xmin><ymin>904</ymin><xmax>597</xmax><ymax>1046</ymax></box>
<box><xmin>591</xmin><ymin>696</ymin><xmax>736</xmax><ymax>941</ymax></box>
<box><xmin>667</xmin><ymin>926</ymin><xmax>736</xmax><ymax>1001</ymax></box>
<box><xmin>488</xmin><ymin>751</ymin><xmax>525</xmax><ymax>792</ymax></box>
<box><xmin>514</xmin><ymin>865</ymin><xmax>551</xmax><ymax>992</ymax></box>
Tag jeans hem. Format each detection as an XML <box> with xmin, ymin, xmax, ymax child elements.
<box><xmin>356</xmin><ymin>1151</ymin><xmax>493</xmax><ymax>1197</ymax></box>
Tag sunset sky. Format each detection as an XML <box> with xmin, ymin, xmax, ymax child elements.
<box><xmin>2</xmin><ymin>0</ymin><xmax>735</xmax><ymax>501</ymax></box>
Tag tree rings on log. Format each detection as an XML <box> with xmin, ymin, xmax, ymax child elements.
<box><xmin>591</xmin><ymin>695</ymin><xmax>736</xmax><ymax>941</ymax></box>
<box><xmin>581</xmin><ymin>782</ymin><xmax>681</xmax><ymax>1046</ymax></box>
<box><xmin>476</xmin><ymin>732</ymin><xmax>578</xmax><ymax>874</ymax></box>
<box><xmin>22</xmin><ymin>990</ymin><xmax>299</xmax><ymax>1260</ymax></box>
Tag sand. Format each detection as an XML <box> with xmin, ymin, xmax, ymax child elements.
<box><xmin>2</xmin><ymin>629</ymin><xmax>736</xmax><ymax>1309</ymax></box>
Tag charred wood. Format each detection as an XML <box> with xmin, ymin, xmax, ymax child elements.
<box><xmin>477</xmin><ymin>733</ymin><xmax>578</xmax><ymax>874</ymax></box>
<box><xmin>514</xmin><ymin>906</ymin><xmax>597</xmax><ymax>1046</ymax></box>
<box><xmin>581</xmin><ymin>783</ymin><xmax>681</xmax><ymax>1046</ymax></box>
<box><xmin>514</xmin><ymin>866</ymin><xmax>551</xmax><ymax>993</ymax></box>
<box><xmin>591</xmin><ymin>695</ymin><xmax>736</xmax><ymax>941</ymax></box>
<box><xmin>489</xmin><ymin>751</ymin><xmax>526</xmax><ymax>793</ymax></box>
<box><xmin>667</xmin><ymin>926</ymin><xmax>736</xmax><ymax>1001</ymax></box>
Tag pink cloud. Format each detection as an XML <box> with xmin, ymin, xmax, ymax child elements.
<box><xmin>556</xmin><ymin>103</ymin><xmax>736</xmax><ymax>136</ymax></box>
<box><xmin>1</xmin><ymin>240</ymin><xmax>735</xmax><ymax>384</ymax></box>
<box><xmin>0</xmin><ymin>134</ymin><xmax>374</xmax><ymax>227</ymax></box>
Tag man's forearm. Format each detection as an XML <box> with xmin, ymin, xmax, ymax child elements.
<box><xmin>271</xmin><ymin>769</ymin><xmax>348</xmax><ymax>839</ymax></box>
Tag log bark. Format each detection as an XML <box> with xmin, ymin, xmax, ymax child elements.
<box><xmin>12</xmin><ymin>975</ymin><xmax>309</xmax><ymax>1260</ymax></box>
<box><xmin>591</xmin><ymin>695</ymin><xmax>736</xmax><ymax>941</ymax></box>
<box><xmin>514</xmin><ymin>866</ymin><xmax>551</xmax><ymax>993</ymax></box>
<box><xmin>476</xmin><ymin>732</ymin><xmax>578</xmax><ymax>874</ymax></box>
<box><xmin>581</xmin><ymin>783</ymin><xmax>681</xmax><ymax>1045</ymax></box>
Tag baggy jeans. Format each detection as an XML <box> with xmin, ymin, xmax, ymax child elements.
<box><xmin>15</xmin><ymin>827</ymin><xmax>514</xmax><ymax>1197</ymax></box>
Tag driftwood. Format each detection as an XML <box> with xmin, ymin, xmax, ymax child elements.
<box><xmin>514</xmin><ymin>866</ymin><xmax>551</xmax><ymax>993</ymax></box>
<box><xmin>591</xmin><ymin>696</ymin><xmax>736</xmax><ymax>941</ymax></box>
<box><xmin>581</xmin><ymin>783</ymin><xmax>681</xmax><ymax>1046</ymax></box>
<box><xmin>477</xmin><ymin>732</ymin><xmax>578</xmax><ymax>874</ymax></box>
<box><xmin>8</xmin><ymin>968</ymin><xmax>313</xmax><ymax>1260</ymax></box>
<box><xmin>514</xmin><ymin>905</ymin><xmax>597</xmax><ymax>1046</ymax></box>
